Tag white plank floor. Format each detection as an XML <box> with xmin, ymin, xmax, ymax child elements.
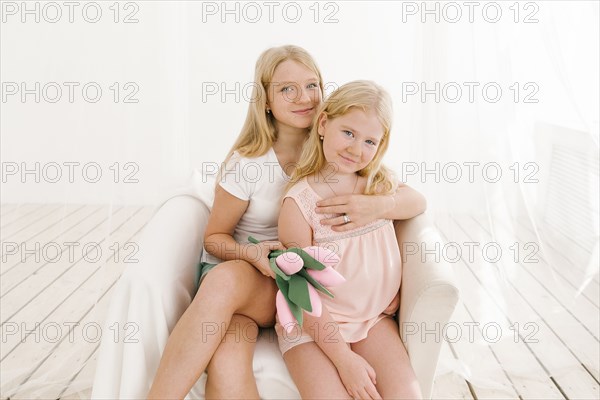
<box><xmin>1</xmin><ymin>204</ymin><xmax>598</xmax><ymax>399</ymax></box>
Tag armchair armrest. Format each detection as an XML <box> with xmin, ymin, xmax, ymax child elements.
<box><xmin>92</xmin><ymin>194</ymin><xmax>211</xmax><ymax>399</ymax></box>
<box><xmin>395</xmin><ymin>213</ymin><xmax>460</xmax><ymax>399</ymax></box>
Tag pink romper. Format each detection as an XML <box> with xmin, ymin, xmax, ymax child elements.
<box><xmin>276</xmin><ymin>177</ymin><xmax>402</xmax><ymax>354</ymax></box>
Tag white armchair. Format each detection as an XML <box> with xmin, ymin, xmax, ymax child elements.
<box><xmin>91</xmin><ymin>171</ymin><xmax>459</xmax><ymax>399</ymax></box>
<box><xmin>395</xmin><ymin>214</ymin><xmax>461</xmax><ymax>398</ymax></box>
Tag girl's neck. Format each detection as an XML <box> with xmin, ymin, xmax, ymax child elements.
<box><xmin>314</xmin><ymin>167</ymin><xmax>361</xmax><ymax>197</ymax></box>
<box><xmin>273</xmin><ymin>126</ymin><xmax>308</xmax><ymax>156</ymax></box>
<box><xmin>319</xmin><ymin>163</ymin><xmax>359</xmax><ymax>180</ymax></box>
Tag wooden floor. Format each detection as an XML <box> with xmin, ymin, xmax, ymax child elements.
<box><xmin>1</xmin><ymin>204</ymin><xmax>598</xmax><ymax>399</ymax></box>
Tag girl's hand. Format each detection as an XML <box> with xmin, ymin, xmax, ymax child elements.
<box><xmin>335</xmin><ymin>351</ymin><xmax>382</xmax><ymax>400</ymax></box>
<box><xmin>315</xmin><ymin>194</ymin><xmax>394</xmax><ymax>232</ymax></box>
<box><xmin>383</xmin><ymin>291</ymin><xmax>400</xmax><ymax>316</ymax></box>
<box><xmin>245</xmin><ymin>241</ymin><xmax>286</xmax><ymax>279</ymax></box>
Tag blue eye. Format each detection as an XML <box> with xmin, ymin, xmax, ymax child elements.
<box><xmin>366</xmin><ymin>140</ymin><xmax>377</xmax><ymax>146</ymax></box>
<box><xmin>343</xmin><ymin>130</ymin><xmax>354</xmax><ymax>138</ymax></box>
<box><xmin>307</xmin><ymin>83</ymin><xmax>319</xmax><ymax>89</ymax></box>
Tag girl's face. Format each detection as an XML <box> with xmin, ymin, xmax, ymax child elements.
<box><xmin>266</xmin><ymin>60</ymin><xmax>322</xmax><ymax>132</ymax></box>
<box><xmin>318</xmin><ymin>107</ymin><xmax>385</xmax><ymax>175</ymax></box>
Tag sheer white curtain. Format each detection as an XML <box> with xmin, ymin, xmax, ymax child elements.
<box><xmin>400</xmin><ymin>2</ymin><xmax>599</xmax><ymax>391</ymax></box>
<box><xmin>1</xmin><ymin>1</ymin><xmax>598</xmax><ymax>397</ymax></box>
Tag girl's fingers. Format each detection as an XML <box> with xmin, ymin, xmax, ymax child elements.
<box><xmin>366</xmin><ymin>384</ymin><xmax>382</xmax><ymax>400</ymax></box>
<box><xmin>330</xmin><ymin>222</ymin><xmax>356</xmax><ymax>232</ymax></box>
<box><xmin>264</xmin><ymin>241</ymin><xmax>285</xmax><ymax>250</ymax></box>
<box><xmin>254</xmin><ymin>259</ymin><xmax>275</xmax><ymax>279</ymax></box>
<box><xmin>318</xmin><ymin>216</ymin><xmax>336</xmax><ymax>226</ymax></box>
<box><xmin>320</xmin><ymin>216</ymin><xmax>353</xmax><ymax>227</ymax></box>
<box><xmin>357</xmin><ymin>388</ymin><xmax>373</xmax><ymax>400</ymax></box>
<box><xmin>262</xmin><ymin>262</ymin><xmax>276</xmax><ymax>278</ymax></box>
<box><xmin>346</xmin><ymin>388</ymin><xmax>355</xmax><ymax>399</ymax></box>
<box><xmin>367</xmin><ymin>365</ymin><xmax>377</xmax><ymax>385</ymax></box>
<box><xmin>263</xmin><ymin>240</ymin><xmax>281</xmax><ymax>246</ymax></box>
<box><xmin>315</xmin><ymin>205</ymin><xmax>346</xmax><ymax>215</ymax></box>
<box><xmin>316</xmin><ymin>195</ymin><xmax>349</xmax><ymax>207</ymax></box>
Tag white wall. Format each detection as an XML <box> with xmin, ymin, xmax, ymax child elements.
<box><xmin>1</xmin><ymin>1</ymin><xmax>598</xmax><ymax>213</ymax></box>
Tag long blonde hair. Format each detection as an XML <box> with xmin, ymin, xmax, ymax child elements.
<box><xmin>224</xmin><ymin>45</ymin><xmax>324</xmax><ymax>163</ymax></box>
<box><xmin>289</xmin><ymin>80</ymin><xmax>397</xmax><ymax>195</ymax></box>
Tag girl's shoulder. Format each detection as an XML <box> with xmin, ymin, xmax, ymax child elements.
<box><xmin>282</xmin><ymin>177</ymin><xmax>320</xmax><ymax>228</ymax></box>
<box><xmin>285</xmin><ymin>176</ymin><xmax>311</xmax><ymax>198</ymax></box>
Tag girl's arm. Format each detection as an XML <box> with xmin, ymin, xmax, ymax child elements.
<box><xmin>315</xmin><ymin>183</ymin><xmax>427</xmax><ymax>232</ymax></box>
<box><xmin>278</xmin><ymin>197</ymin><xmax>382</xmax><ymax>399</ymax></box>
<box><xmin>204</xmin><ymin>185</ymin><xmax>284</xmax><ymax>278</ymax></box>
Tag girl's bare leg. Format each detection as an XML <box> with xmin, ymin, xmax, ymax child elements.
<box><xmin>283</xmin><ymin>342</ymin><xmax>352</xmax><ymax>400</ymax></box>
<box><xmin>147</xmin><ymin>260</ymin><xmax>277</xmax><ymax>399</ymax></box>
<box><xmin>351</xmin><ymin>317</ymin><xmax>423</xmax><ymax>399</ymax></box>
<box><xmin>205</xmin><ymin>314</ymin><xmax>260</xmax><ymax>399</ymax></box>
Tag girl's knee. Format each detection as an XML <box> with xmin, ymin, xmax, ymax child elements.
<box><xmin>228</xmin><ymin>317</ymin><xmax>259</xmax><ymax>342</ymax></box>
<box><xmin>203</xmin><ymin>260</ymin><xmax>254</xmax><ymax>290</ymax></box>
<box><xmin>206</xmin><ymin>338</ymin><xmax>256</xmax><ymax>380</ymax></box>
<box><xmin>381</xmin><ymin>382</ymin><xmax>422</xmax><ymax>400</ymax></box>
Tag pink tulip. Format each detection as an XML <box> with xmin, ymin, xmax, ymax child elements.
<box><xmin>275</xmin><ymin>252</ymin><xmax>304</xmax><ymax>275</ymax></box>
<box><xmin>276</xmin><ymin>290</ymin><xmax>297</xmax><ymax>333</ymax></box>
<box><xmin>303</xmin><ymin>246</ymin><xmax>340</xmax><ymax>267</ymax></box>
<box><xmin>305</xmin><ymin>284</ymin><xmax>322</xmax><ymax>317</ymax></box>
<box><xmin>307</xmin><ymin>266</ymin><xmax>346</xmax><ymax>287</ymax></box>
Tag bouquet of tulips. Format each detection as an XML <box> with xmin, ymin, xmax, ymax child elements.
<box><xmin>248</xmin><ymin>236</ymin><xmax>345</xmax><ymax>333</ymax></box>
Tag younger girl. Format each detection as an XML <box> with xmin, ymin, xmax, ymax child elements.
<box><xmin>278</xmin><ymin>81</ymin><xmax>423</xmax><ymax>399</ymax></box>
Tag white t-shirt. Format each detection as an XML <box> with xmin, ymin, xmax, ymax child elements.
<box><xmin>201</xmin><ymin>147</ymin><xmax>290</xmax><ymax>264</ymax></box>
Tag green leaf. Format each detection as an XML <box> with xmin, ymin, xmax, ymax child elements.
<box><xmin>288</xmin><ymin>275</ymin><xmax>312</xmax><ymax>312</ymax></box>
<box><xmin>277</xmin><ymin>275</ymin><xmax>303</xmax><ymax>326</ymax></box>
<box><xmin>270</xmin><ymin>258</ymin><xmax>290</xmax><ymax>281</ymax></box>
<box><xmin>297</xmin><ymin>269</ymin><xmax>333</xmax><ymax>298</ymax></box>
<box><xmin>286</xmin><ymin>297</ymin><xmax>303</xmax><ymax>326</ymax></box>
<box><xmin>276</xmin><ymin>275</ymin><xmax>289</xmax><ymax>296</ymax></box>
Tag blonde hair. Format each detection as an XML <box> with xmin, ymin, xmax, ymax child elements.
<box><xmin>224</xmin><ymin>45</ymin><xmax>324</xmax><ymax>163</ymax></box>
<box><xmin>289</xmin><ymin>80</ymin><xmax>397</xmax><ymax>195</ymax></box>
